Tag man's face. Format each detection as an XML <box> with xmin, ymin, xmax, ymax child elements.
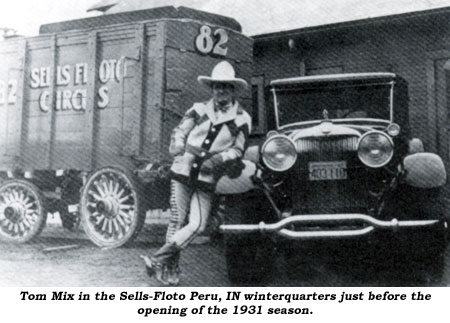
<box><xmin>212</xmin><ymin>83</ymin><xmax>235</xmax><ymax>106</ymax></box>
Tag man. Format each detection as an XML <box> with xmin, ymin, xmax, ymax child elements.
<box><xmin>141</xmin><ymin>61</ymin><xmax>251</xmax><ymax>285</ymax></box>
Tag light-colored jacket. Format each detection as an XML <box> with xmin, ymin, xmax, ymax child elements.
<box><xmin>169</xmin><ymin>99</ymin><xmax>251</xmax><ymax>189</ymax></box>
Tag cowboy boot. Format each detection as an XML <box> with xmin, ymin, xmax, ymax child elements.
<box><xmin>140</xmin><ymin>255</ymin><xmax>169</xmax><ymax>285</ymax></box>
<box><xmin>141</xmin><ymin>242</ymin><xmax>180</xmax><ymax>285</ymax></box>
<box><xmin>166</xmin><ymin>253</ymin><xmax>181</xmax><ymax>286</ymax></box>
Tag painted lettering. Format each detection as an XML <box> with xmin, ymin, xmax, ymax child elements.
<box><xmin>56</xmin><ymin>65</ymin><xmax>71</xmax><ymax>86</ymax></box>
<box><xmin>108</xmin><ymin>59</ymin><xmax>118</xmax><ymax>80</ymax></box>
<box><xmin>115</xmin><ymin>58</ymin><xmax>122</xmax><ymax>82</ymax></box>
<box><xmin>39</xmin><ymin>67</ymin><xmax>50</xmax><ymax>87</ymax></box>
<box><xmin>99</xmin><ymin>60</ymin><xmax>111</xmax><ymax>83</ymax></box>
<box><xmin>39</xmin><ymin>91</ymin><xmax>51</xmax><ymax>112</ymax></box>
<box><xmin>97</xmin><ymin>85</ymin><xmax>109</xmax><ymax>108</ymax></box>
<box><xmin>99</xmin><ymin>59</ymin><xmax>122</xmax><ymax>83</ymax></box>
<box><xmin>30</xmin><ymin>68</ymin><xmax>40</xmax><ymax>88</ymax></box>
<box><xmin>62</xmin><ymin>90</ymin><xmax>72</xmax><ymax>110</ymax></box>
<box><xmin>56</xmin><ymin>90</ymin><xmax>62</xmax><ymax>111</ymax></box>
<box><xmin>74</xmin><ymin>63</ymin><xmax>87</xmax><ymax>85</ymax></box>
<box><xmin>72</xmin><ymin>89</ymin><xmax>86</xmax><ymax>111</ymax></box>
<box><xmin>30</xmin><ymin>58</ymin><xmax>123</xmax><ymax>111</ymax></box>
<box><xmin>8</xmin><ymin>80</ymin><xmax>17</xmax><ymax>104</ymax></box>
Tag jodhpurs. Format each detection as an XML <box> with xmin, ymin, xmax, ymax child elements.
<box><xmin>165</xmin><ymin>180</ymin><xmax>213</xmax><ymax>248</ymax></box>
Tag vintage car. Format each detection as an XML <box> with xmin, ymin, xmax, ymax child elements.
<box><xmin>219</xmin><ymin>73</ymin><xmax>449</xmax><ymax>284</ymax></box>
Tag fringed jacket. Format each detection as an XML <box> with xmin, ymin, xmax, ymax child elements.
<box><xmin>169</xmin><ymin>99</ymin><xmax>252</xmax><ymax>190</ymax></box>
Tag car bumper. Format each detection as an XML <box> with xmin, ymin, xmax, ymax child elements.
<box><xmin>219</xmin><ymin>213</ymin><xmax>442</xmax><ymax>240</ymax></box>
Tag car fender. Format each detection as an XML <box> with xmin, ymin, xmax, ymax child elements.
<box><xmin>403</xmin><ymin>152</ymin><xmax>447</xmax><ymax>188</ymax></box>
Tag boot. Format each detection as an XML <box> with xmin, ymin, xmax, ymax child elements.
<box><xmin>140</xmin><ymin>255</ymin><xmax>169</xmax><ymax>286</ymax></box>
<box><xmin>166</xmin><ymin>253</ymin><xmax>181</xmax><ymax>286</ymax></box>
<box><xmin>141</xmin><ymin>242</ymin><xmax>181</xmax><ymax>285</ymax></box>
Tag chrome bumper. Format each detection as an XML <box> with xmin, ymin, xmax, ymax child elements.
<box><xmin>219</xmin><ymin>214</ymin><xmax>440</xmax><ymax>239</ymax></box>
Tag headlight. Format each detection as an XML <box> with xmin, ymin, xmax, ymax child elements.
<box><xmin>261</xmin><ymin>135</ymin><xmax>297</xmax><ymax>171</ymax></box>
<box><xmin>358</xmin><ymin>131</ymin><xmax>394</xmax><ymax>168</ymax></box>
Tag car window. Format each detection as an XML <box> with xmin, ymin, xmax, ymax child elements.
<box><xmin>274</xmin><ymin>83</ymin><xmax>392</xmax><ymax>127</ymax></box>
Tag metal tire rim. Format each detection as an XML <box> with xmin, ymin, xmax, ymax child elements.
<box><xmin>80</xmin><ymin>167</ymin><xmax>141</xmax><ymax>248</ymax></box>
<box><xmin>0</xmin><ymin>180</ymin><xmax>46</xmax><ymax>243</ymax></box>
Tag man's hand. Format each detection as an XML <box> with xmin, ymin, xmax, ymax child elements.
<box><xmin>200</xmin><ymin>154</ymin><xmax>224</xmax><ymax>175</ymax></box>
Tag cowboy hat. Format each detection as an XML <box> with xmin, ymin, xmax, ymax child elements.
<box><xmin>198</xmin><ymin>61</ymin><xmax>248</xmax><ymax>91</ymax></box>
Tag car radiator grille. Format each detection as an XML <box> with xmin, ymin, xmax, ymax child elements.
<box><xmin>296</xmin><ymin>136</ymin><xmax>359</xmax><ymax>157</ymax></box>
<box><xmin>292</xmin><ymin>136</ymin><xmax>368</xmax><ymax>214</ymax></box>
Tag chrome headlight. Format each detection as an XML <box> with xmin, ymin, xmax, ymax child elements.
<box><xmin>261</xmin><ymin>135</ymin><xmax>297</xmax><ymax>171</ymax></box>
<box><xmin>358</xmin><ymin>131</ymin><xmax>394</xmax><ymax>168</ymax></box>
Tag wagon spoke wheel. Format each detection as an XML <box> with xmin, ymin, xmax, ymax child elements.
<box><xmin>80</xmin><ymin>167</ymin><xmax>145</xmax><ymax>248</ymax></box>
<box><xmin>0</xmin><ymin>180</ymin><xmax>47</xmax><ymax>243</ymax></box>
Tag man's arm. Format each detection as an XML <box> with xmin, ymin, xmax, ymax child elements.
<box><xmin>169</xmin><ymin>107</ymin><xmax>199</xmax><ymax>157</ymax></box>
<box><xmin>201</xmin><ymin>116</ymin><xmax>251</xmax><ymax>174</ymax></box>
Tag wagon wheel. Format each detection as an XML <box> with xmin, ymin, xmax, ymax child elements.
<box><xmin>0</xmin><ymin>179</ymin><xmax>47</xmax><ymax>243</ymax></box>
<box><xmin>80</xmin><ymin>167</ymin><xmax>145</xmax><ymax>248</ymax></box>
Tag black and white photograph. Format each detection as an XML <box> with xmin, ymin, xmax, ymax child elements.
<box><xmin>1</xmin><ymin>0</ymin><xmax>450</xmax><ymax>299</ymax></box>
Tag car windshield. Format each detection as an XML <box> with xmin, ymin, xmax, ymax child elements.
<box><xmin>273</xmin><ymin>83</ymin><xmax>393</xmax><ymax>128</ymax></box>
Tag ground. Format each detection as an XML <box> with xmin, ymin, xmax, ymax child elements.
<box><xmin>0</xmin><ymin>216</ymin><xmax>449</xmax><ymax>287</ymax></box>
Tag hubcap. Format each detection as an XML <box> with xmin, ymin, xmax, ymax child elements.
<box><xmin>4</xmin><ymin>204</ymin><xmax>26</xmax><ymax>223</ymax></box>
<box><xmin>96</xmin><ymin>197</ymin><xmax>120</xmax><ymax>218</ymax></box>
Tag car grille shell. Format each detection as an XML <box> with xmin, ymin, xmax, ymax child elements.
<box><xmin>291</xmin><ymin>136</ymin><xmax>368</xmax><ymax>214</ymax></box>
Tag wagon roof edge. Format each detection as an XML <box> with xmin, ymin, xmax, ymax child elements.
<box><xmin>39</xmin><ymin>5</ymin><xmax>242</xmax><ymax>35</ymax></box>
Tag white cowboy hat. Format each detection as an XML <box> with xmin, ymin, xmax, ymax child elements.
<box><xmin>198</xmin><ymin>61</ymin><xmax>248</xmax><ymax>91</ymax></box>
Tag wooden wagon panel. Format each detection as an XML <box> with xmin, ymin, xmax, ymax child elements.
<box><xmin>0</xmin><ymin>16</ymin><xmax>253</xmax><ymax>173</ymax></box>
<box><xmin>0</xmin><ymin>40</ymin><xmax>24</xmax><ymax>163</ymax></box>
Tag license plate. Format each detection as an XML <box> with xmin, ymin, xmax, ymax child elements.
<box><xmin>309</xmin><ymin>161</ymin><xmax>347</xmax><ymax>181</ymax></box>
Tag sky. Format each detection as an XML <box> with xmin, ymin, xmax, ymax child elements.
<box><xmin>1</xmin><ymin>0</ymin><xmax>450</xmax><ymax>37</ymax></box>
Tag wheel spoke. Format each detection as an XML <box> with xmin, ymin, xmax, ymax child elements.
<box><xmin>87</xmin><ymin>202</ymin><xmax>97</xmax><ymax>209</ymax></box>
<box><xmin>113</xmin><ymin>182</ymin><xmax>120</xmax><ymax>196</ymax></box>
<box><xmin>93</xmin><ymin>181</ymin><xmax>106</xmax><ymax>196</ymax></box>
<box><xmin>22</xmin><ymin>218</ymin><xmax>31</xmax><ymax>229</ymax></box>
<box><xmin>119</xmin><ymin>204</ymin><xmax>133</xmax><ymax>210</ymax></box>
<box><xmin>11</xmin><ymin>190</ymin><xmax>18</xmax><ymax>201</ymax></box>
<box><xmin>94</xmin><ymin>214</ymin><xmax>106</xmax><ymax>226</ymax></box>
<box><xmin>22</xmin><ymin>196</ymin><xmax>30</xmax><ymax>205</ymax></box>
<box><xmin>119</xmin><ymin>210</ymin><xmax>132</xmax><ymax>221</ymax></box>
<box><xmin>118</xmin><ymin>195</ymin><xmax>132</xmax><ymax>204</ymax></box>
<box><xmin>26</xmin><ymin>209</ymin><xmax>36</xmax><ymax>216</ymax></box>
<box><xmin>116</xmin><ymin>215</ymin><xmax>127</xmax><ymax>230</ymax></box>
<box><xmin>88</xmin><ymin>191</ymin><xmax>102</xmax><ymax>201</ymax></box>
<box><xmin>112</xmin><ymin>218</ymin><xmax>120</xmax><ymax>234</ymax></box>
<box><xmin>101</xmin><ymin>179</ymin><xmax>109</xmax><ymax>195</ymax></box>
<box><xmin>108</xmin><ymin>178</ymin><xmax>115</xmax><ymax>196</ymax></box>
<box><xmin>116</xmin><ymin>188</ymin><xmax>125</xmax><ymax>199</ymax></box>
<box><xmin>101</xmin><ymin>218</ymin><xmax>108</xmax><ymax>232</ymax></box>
<box><xmin>18</xmin><ymin>224</ymin><xmax>25</xmax><ymax>235</ymax></box>
<box><xmin>107</xmin><ymin>219</ymin><xmax>113</xmax><ymax>235</ymax></box>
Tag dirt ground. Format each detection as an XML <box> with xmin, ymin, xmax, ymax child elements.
<box><xmin>1</xmin><ymin>218</ymin><xmax>449</xmax><ymax>287</ymax></box>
